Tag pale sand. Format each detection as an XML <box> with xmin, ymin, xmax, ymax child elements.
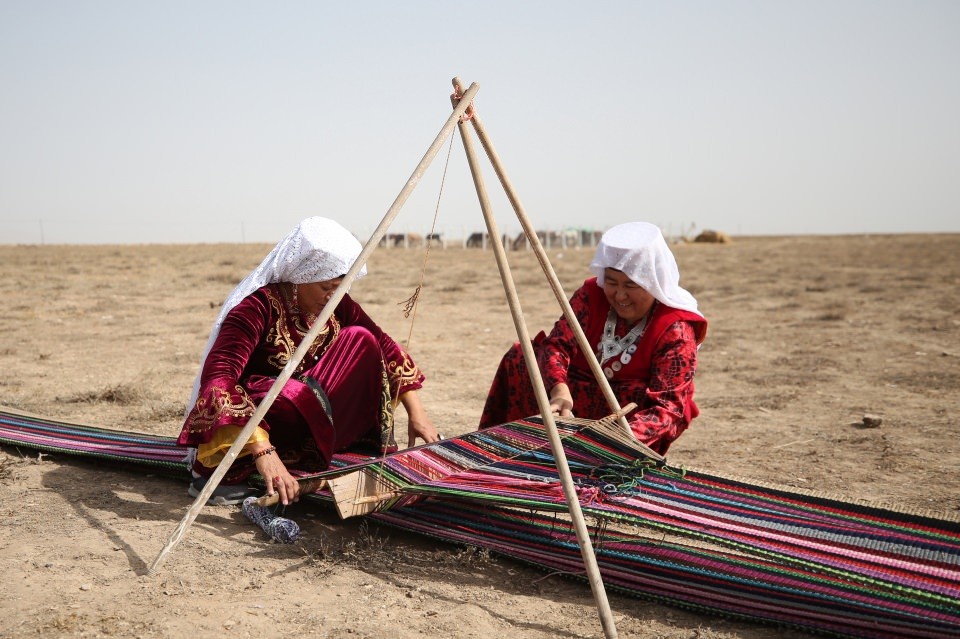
<box><xmin>1</xmin><ymin>234</ymin><xmax>957</xmax><ymax>638</ymax></box>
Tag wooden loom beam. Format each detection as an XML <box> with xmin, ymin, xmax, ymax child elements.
<box><xmin>452</xmin><ymin>80</ymin><xmax>621</xmax><ymax>639</ymax></box>
<box><xmin>147</xmin><ymin>82</ymin><xmax>481</xmax><ymax>575</ymax></box>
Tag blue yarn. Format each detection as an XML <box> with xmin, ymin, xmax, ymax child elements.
<box><xmin>242</xmin><ymin>497</ymin><xmax>301</xmax><ymax>544</ymax></box>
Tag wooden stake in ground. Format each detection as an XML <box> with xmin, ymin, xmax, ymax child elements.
<box><xmin>147</xmin><ymin>82</ymin><xmax>481</xmax><ymax>575</ymax></box>
<box><xmin>453</xmin><ymin>81</ymin><xmax>620</xmax><ymax>639</ymax></box>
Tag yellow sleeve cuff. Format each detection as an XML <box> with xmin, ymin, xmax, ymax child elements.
<box><xmin>196</xmin><ymin>426</ymin><xmax>270</xmax><ymax>468</ymax></box>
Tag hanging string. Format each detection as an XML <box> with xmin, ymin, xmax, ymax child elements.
<box><xmin>397</xmin><ymin>131</ymin><xmax>456</xmax><ymax>327</ymax></box>
<box><xmin>367</xmin><ymin>130</ymin><xmax>458</xmax><ymax>487</ymax></box>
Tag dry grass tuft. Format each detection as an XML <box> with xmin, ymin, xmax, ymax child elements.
<box><xmin>312</xmin><ymin>520</ymin><xmax>388</xmax><ymax>567</ymax></box>
<box><xmin>815</xmin><ymin>311</ymin><xmax>847</xmax><ymax>322</ymax></box>
<box><xmin>63</xmin><ymin>381</ymin><xmax>149</xmax><ymax>405</ymax></box>
<box><xmin>307</xmin><ymin>520</ymin><xmax>494</xmax><ymax>581</ymax></box>
<box><xmin>130</xmin><ymin>399</ymin><xmax>187</xmax><ymax>421</ymax></box>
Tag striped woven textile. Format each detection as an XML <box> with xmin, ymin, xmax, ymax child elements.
<box><xmin>0</xmin><ymin>407</ymin><xmax>188</xmax><ymax>472</ymax></box>
<box><xmin>317</xmin><ymin>415</ymin><xmax>960</xmax><ymax>638</ymax></box>
<box><xmin>1</xmin><ymin>407</ymin><xmax>958</xmax><ymax>638</ymax></box>
<box><xmin>0</xmin><ymin>407</ymin><xmax>373</xmax><ymax>476</ymax></box>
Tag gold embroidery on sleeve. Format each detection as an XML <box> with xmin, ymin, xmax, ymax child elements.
<box><xmin>387</xmin><ymin>350</ymin><xmax>422</xmax><ymax>389</ymax></box>
<box><xmin>187</xmin><ymin>385</ymin><xmax>256</xmax><ymax>433</ymax></box>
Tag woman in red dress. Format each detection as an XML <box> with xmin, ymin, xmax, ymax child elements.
<box><xmin>479</xmin><ymin>222</ymin><xmax>707</xmax><ymax>455</ymax></box>
<box><xmin>178</xmin><ymin>217</ymin><xmax>438</xmax><ymax>505</ymax></box>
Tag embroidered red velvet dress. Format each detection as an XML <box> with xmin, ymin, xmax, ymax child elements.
<box><xmin>479</xmin><ymin>277</ymin><xmax>707</xmax><ymax>454</ymax></box>
<box><xmin>178</xmin><ymin>283</ymin><xmax>424</xmax><ymax>481</ymax></box>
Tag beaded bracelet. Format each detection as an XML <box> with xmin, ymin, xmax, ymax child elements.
<box><xmin>252</xmin><ymin>446</ymin><xmax>276</xmax><ymax>460</ymax></box>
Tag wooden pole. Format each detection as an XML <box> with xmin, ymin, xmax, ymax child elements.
<box><xmin>147</xmin><ymin>82</ymin><xmax>482</xmax><ymax>575</ymax></box>
<box><xmin>451</xmin><ymin>78</ymin><xmax>661</xmax><ymax>461</ymax></box>
<box><xmin>454</xmin><ymin>90</ymin><xmax>620</xmax><ymax>639</ymax></box>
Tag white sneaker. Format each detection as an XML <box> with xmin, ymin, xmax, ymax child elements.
<box><xmin>187</xmin><ymin>477</ymin><xmax>256</xmax><ymax>506</ymax></box>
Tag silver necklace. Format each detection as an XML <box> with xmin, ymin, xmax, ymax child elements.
<box><xmin>596</xmin><ymin>304</ymin><xmax>654</xmax><ymax>379</ymax></box>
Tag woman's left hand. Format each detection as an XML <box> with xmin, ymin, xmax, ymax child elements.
<box><xmin>407</xmin><ymin>414</ymin><xmax>440</xmax><ymax>447</ymax></box>
<box><xmin>399</xmin><ymin>390</ymin><xmax>440</xmax><ymax>446</ymax></box>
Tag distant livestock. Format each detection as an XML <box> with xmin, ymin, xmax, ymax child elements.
<box><xmin>379</xmin><ymin>233</ymin><xmax>424</xmax><ymax>248</ymax></box>
<box><xmin>465</xmin><ymin>232</ymin><xmax>488</xmax><ymax>248</ymax></box>
<box><xmin>511</xmin><ymin>229</ymin><xmax>602</xmax><ymax>250</ymax></box>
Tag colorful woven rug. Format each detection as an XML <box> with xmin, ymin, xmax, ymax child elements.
<box><xmin>1</xmin><ymin>406</ymin><xmax>958</xmax><ymax>638</ymax></box>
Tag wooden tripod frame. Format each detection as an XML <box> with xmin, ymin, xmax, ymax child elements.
<box><xmin>148</xmin><ymin>76</ymin><xmax>641</xmax><ymax>638</ymax></box>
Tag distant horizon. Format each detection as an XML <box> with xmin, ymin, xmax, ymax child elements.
<box><xmin>9</xmin><ymin>223</ymin><xmax>960</xmax><ymax>246</ymax></box>
<box><xmin>4</xmin><ymin>227</ymin><xmax>957</xmax><ymax>249</ymax></box>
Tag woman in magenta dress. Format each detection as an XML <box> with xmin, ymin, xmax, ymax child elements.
<box><xmin>179</xmin><ymin>217</ymin><xmax>438</xmax><ymax>505</ymax></box>
<box><xmin>479</xmin><ymin>222</ymin><xmax>707</xmax><ymax>455</ymax></box>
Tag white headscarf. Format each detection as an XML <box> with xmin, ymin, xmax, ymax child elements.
<box><xmin>588</xmin><ymin>222</ymin><xmax>702</xmax><ymax>317</ymax></box>
<box><xmin>185</xmin><ymin>217</ymin><xmax>366</xmax><ymax>415</ymax></box>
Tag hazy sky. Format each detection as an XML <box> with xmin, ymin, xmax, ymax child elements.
<box><xmin>2</xmin><ymin>1</ymin><xmax>958</xmax><ymax>244</ymax></box>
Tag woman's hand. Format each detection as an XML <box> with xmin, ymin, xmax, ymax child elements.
<box><xmin>400</xmin><ymin>391</ymin><xmax>440</xmax><ymax>446</ymax></box>
<box><xmin>251</xmin><ymin>444</ymin><xmax>299</xmax><ymax>505</ymax></box>
<box><xmin>549</xmin><ymin>383</ymin><xmax>575</xmax><ymax>417</ymax></box>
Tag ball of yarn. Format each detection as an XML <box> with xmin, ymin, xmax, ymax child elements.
<box><xmin>242</xmin><ymin>496</ymin><xmax>301</xmax><ymax>544</ymax></box>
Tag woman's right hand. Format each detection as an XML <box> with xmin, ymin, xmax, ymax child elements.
<box><xmin>549</xmin><ymin>383</ymin><xmax>575</xmax><ymax>417</ymax></box>
<box><xmin>251</xmin><ymin>445</ymin><xmax>299</xmax><ymax>505</ymax></box>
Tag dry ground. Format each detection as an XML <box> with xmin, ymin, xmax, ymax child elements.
<box><xmin>1</xmin><ymin>234</ymin><xmax>958</xmax><ymax>638</ymax></box>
